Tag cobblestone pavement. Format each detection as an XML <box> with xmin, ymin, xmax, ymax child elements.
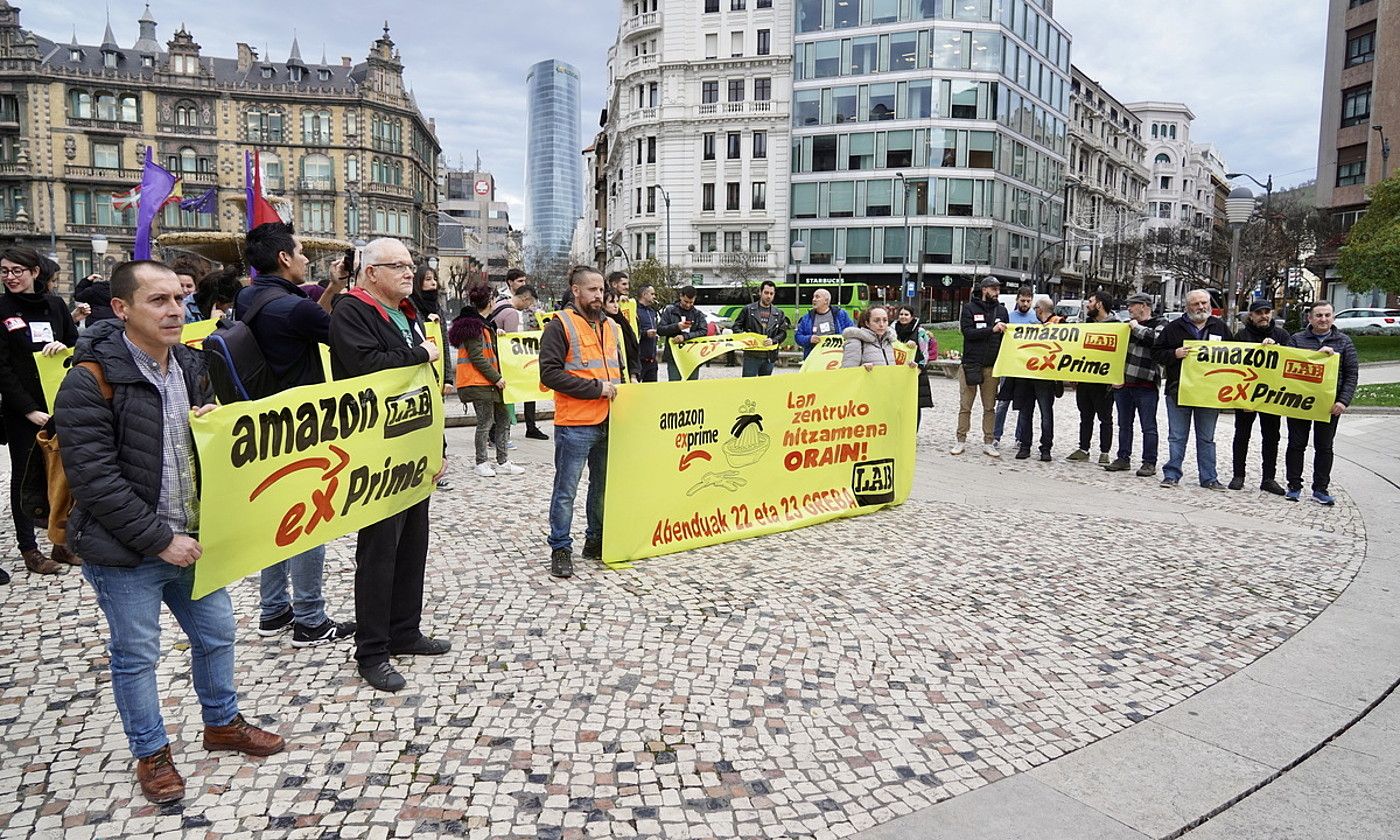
<box><xmin>0</xmin><ymin>367</ymin><xmax>1366</xmax><ymax>839</ymax></box>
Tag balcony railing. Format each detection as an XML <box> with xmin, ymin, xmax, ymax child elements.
<box><xmin>297</xmin><ymin>176</ymin><xmax>337</xmax><ymax>192</ymax></box>
<box><xmin>302</xmin><ymin>131</ymin><xmax>333</xmax><ymax>145</ymax></box>
<box><xmin>0</xmin><ymin>162</ymin><xmax>29</xmax><ymax>177</ymax></box>
<box><xmin>0</xmin><ymin>219</ymin><xmax>34</xmax><ymax>235</ymax></box>
<box><xmin>66</xmin><ymin>223</ymin><xmax>131</xmax><ymax>236</ymax></box>
<box><xmin>178</xmin><ymin>170</ymin><xmax>218</xmax><ymax>187</ymax></box>
<box><xmin>622</xmin><ymin>10</ymin><xmax>661</xmax><ymax>36</ymax></box>
<box><xmin>687</xmin><ymin>252</ymin><xmax>776</xmax><ymax>268</ymax></box>
<box><xmin>372</xmin><ymin>137</ymin><xmax>403</xmax><ymax>154</ymax></box>
<box><xmin>64</xmin><ymin>164</ymin><xmax>144</xmax><ymax>182</ymax></box>
<box><xmin>363</xmin><ymin>180</ymin><xmax>414</xmax><ymax>199</ymax></box>
<box><xmin>623</xmin><ymin>54</ymin><xmax>659</xmax><ymax>75</ymax></box>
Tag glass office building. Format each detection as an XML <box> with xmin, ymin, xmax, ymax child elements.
<box><xmin>525</xmin><ymin>59</ymin><xmax>585</xmax><ymax>268</ymax></box>
<box><xmin>791</xmin><ymin>0</ymin><xmax>1070</xmax><ymax>316</ymax></box>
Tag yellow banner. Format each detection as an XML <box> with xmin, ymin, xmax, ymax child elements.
<box><xmin>190</xmin><ymin>362</ymin><xmax>443</xmax><ymax>598</ymax></box>
<box><xmin>620</xmin><ymin>299</ymin><xmax>638</xmax><ymax>336</ymax></box>
<box><xmin>602</xmin><ymin>366</ymin><xmax>916</xmax><ymax>567</ymax></box>
<box><xmin>35</xmin><ymin>349</ymin><xmax>75</xmax><ymax>410</ymax></box>
<box><xmin>424</xmin><ymin>320</ymin><xmax>446</xmax><ymax>387</ymax></box>
<box><xmin>180</xmin><ymin>318</ymin><xmax>220</xmax><ymax>349</ymax></box>
<box><xmin>800</xmin><ymin>335</ymin><xmax>914</xmax><ymax>373</ymax></box>
<box><xmin>497</xmin><ymin>329</ymin><xmax>555</xmax><ymax>404</ymax></box>
<box><xmin>1178</xmin><ymin>340</ymin><xmax>1339</xmax><ymax>421</ymax></box>
<box><xmin>669</xmin><ymin>333</ymin><xmax>774</xmax><ymax>380</ymax></box>
<box><xmin>991</xmin><ymin>322</ymin><xmax>1130</xmax><ymax>385</ymax></box>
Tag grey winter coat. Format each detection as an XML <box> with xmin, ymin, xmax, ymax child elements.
<box><xmin>840</xmin><ymin>326</ymin><xmax>899</xmax><ymax>368</ymax></box>
<box><xmin>54</xmin><ymin>320</ymin><xmax>212</xmax><ymax>568</ymax></box>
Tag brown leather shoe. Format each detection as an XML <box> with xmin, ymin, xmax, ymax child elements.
<box><xmin>50</xmin><ymin>544</ymin><xmax>82</xmax><ymax>566</ymax></box>
<box><xmin>203</xmin><ymin>714</ymin><xmax>286</xmax><ymax>756</ymax></box>
<box><xmin>135</xmin><ymin>745</ymin><xmax>185</xmax><ymax>804</ymax></box>
<box><xmin>22</xmin><ymin>548</ymin><xmax>65</xmax><ymax>575</ymax></box>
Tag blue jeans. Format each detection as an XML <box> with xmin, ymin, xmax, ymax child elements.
<box><xmin>1114</xmin><ymin>387</ymin><xmax>1160</xmax><ymax>465</ymax></box>
<box><xmin>993</xmin><ymin>400</ymin><xmax>1012</xmax><ymax>442</ymax></box>
<box><xmin>1163</xmin><ymin>393</ymin><xmax>1219</xmax><ymax>485</ymax></box>
<box><xmin>82</xmin><ymin>558</ymin><xmax>239</xmax><ymax>758</ymax></box>
<box><xmin>259</xmin><ymin>545</ymin><xmax>328</xmax><ymax>627</ymax></box>
<box><xmin>549</xmin><ymin>423</ymin><xmax>608</xmax><ymax>551</ymax></box>
<box><xmin>742</xmin><ymin>354</ymin><xmax>775</xmax><ymax>377</ymax></box>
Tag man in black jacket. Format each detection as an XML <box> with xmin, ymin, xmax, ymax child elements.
<box><xmin>57</xmin><ymin>260</ymin><xmax>285</xmax><ymax>805</ymax></box>
<box><xmin>1066</xmin><ymin>291</ymin><xmax>1116</xmax><ymax>465</ymax></box>
<box><xmin>238</xmin><ymin>222</ymin><xmax>355</xmax><ymax>647</ymax></box>
<box><xmin>657</xmin><ymin>286</ymin><xmax>708</xmax><ymax>381</ymax></box>
<box><xmin>1152</xmin><ymin>289</ymin><xmax>1232</xmax><ymax>490</ymax></box>
<box><xmin>1284</xmin><ymin>301</ymin><xmax>1360</xmax><ymax>505</ymax></box>
<box><xmin>329</xmin><ymin>238</ymin><xmax>447</xmax><ymax>693</ymax></box>
<box><xmin>733</xmin><ymin>280</ymin><xmax>790</xmax><ymax>377</ymax></box>
<box><xmin>953</xmin><ymin>277</ymin><xmax>1008</xmax><ymax>457</ymax></box>
<box><xmin>1229</xmin><ymin>300</ymin><xmax>1290</xmax><ymax>494</ymax></box>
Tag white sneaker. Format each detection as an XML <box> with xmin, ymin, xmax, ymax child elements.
<box><xmin>474</xmin><ymin>462</ymin><xmax>496</xmax><ymax>477</ymax></box>
<box><xmin>983</xmin><ymin>443</ymin><xmax>1000</xmax><ymax>458</ymax></box>
<box><xmin>950</xmin><ymin>441</ymin><xmax>966</xmax><ymax>455</ymax></box>
<box><xmin>506</xmin><ymin>441</ymin><xmax>518</xmax><ymax>451</ymax></box>
<box><xmin>498</xmin><ymin>461</ymin><xmax>526</xmax><ymax>476</ymax></box>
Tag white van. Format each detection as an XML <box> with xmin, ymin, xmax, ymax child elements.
<box><xmin>1053</xmin><ymin>299</ymin><xmax>1084</xmax><ymax>323</ymax></box>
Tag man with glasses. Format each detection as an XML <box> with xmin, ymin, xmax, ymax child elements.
<box><xmin>1284</xmin><ymin>301</ymin><xmax>1358</xmax><ymax>505</ymax></box>
<box><xmin>329</xmin><ymin>239</ymin><xmax>448</xmax><ymax>693</ymax></box>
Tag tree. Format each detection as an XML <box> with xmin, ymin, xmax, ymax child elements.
<box><xmin>717</xmin><ymin>250</ymin><xmax>771</xmax><ymax>301</ymax></box>
<box><xmin>1338</xmin><ymin>174</ymin><xmax>1400</xmax><ymax>296</ymax></box>
<box><xmin>627</xmin><ymin>258</ymin><xmax>684</xmax><ymax>305</ymax></box>
<box><xmin>524</xmin><ymin>243</ymin><xmax>575</xmax><ymax>308</ymax></box>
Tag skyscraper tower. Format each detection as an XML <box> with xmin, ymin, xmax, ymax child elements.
<box><xmin>525</xmin><ymin>59</ymin><xmax>584</xmax><ymax>272</ymax></box>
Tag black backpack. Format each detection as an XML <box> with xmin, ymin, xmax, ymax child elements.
<box><xmin>203</xmin><ymin>288</ymin><xmax>284</xmax><ymax>403</ymax></box>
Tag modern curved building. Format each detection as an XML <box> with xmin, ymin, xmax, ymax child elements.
<box><xmin>525</xmin><ymin>59</ymin><xmax>585</xmax><ymax>270</ymax></box>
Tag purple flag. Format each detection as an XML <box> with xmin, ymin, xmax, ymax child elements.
<box><xmin>134</xmin><ymin>147</ymin><xmax>177</xmax><ymax>260</ymax></box>
<box><xmin>179</xmin><ymin>186</ymin><xmax>218</xmax><ymax>214</ymax></box>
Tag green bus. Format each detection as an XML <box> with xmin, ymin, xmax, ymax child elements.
<box><xmin>692</xmin><ymin>282</ymin><xmax>872</xmax><ymax>329</ymax></box>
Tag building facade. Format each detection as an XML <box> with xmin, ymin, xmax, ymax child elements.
<box><xmin>525</xmin><ymin>58</ymin><xmax>585</xmax><ymax>272</ymax></box>
<box><xmin>790</xmin><ymin>0</ymin><xmax>1071</xmax><ymax>318</ymax></box>
<box><xmin>598</xmin><ymin>0</ymin><xmax>793</xmax><ymax>287</ymax></box>
<box><xmin>1313</xmin><ymin>0</ymin><xmax>1397</xmax><ymax>308</ymax></box>
<box><xmin>1062</xmin><ymin>65</ymin><xmax>1148</xmax><ymax>300</ymax></box>
<box><xmin>1126</xmin><ymin>101</ymin><xmax>1228</xmax><ymax>308</ymax></box>
<box><xmin>438</xmin><ymin>161</ymin><xmax>512</xmax><ymax>281</ymax></box>
<box><xmin>0</xmin><ymin>3</ymin><xmax>440</xmax><ymax>292</ymax></box>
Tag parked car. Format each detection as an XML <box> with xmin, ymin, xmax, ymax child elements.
<box><xmin>1160</xmin><ymin>311</ymin><xmax>1184</xmax><ymax>324</ymax></box>
<box><xmin>1332</xmin><ymin>308</ymin><xmax>1400</xmax><ymax>334</ymax></box>
<box><xmin>1053</xmin><ymin>299</ymin><xmax>1084</xmax><ymax>323</ymax></box>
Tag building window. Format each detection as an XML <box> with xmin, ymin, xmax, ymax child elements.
<box><xmin>749</xmin><ymin>231</ymin><xmax>768</xmax><ymax>252</ymax></box>
<box><xmin>1341</xmin><ymin>84</ymin><xmax>1371</xmax><ymax>127</ymax></box>
<box><xmin>726</xmin><ymin>182</ymin><xmax>741</xmax><ymax>211</ymax></box>
<box><xmin>754</xmin><ymin>78</ymin><xmax>771</xmax><ymax>101</ymax></box>
<box><xmin>731</xmin><ymin>0</ymin><xmax>746</xmax><ymax>9</ymax></box>
<box><xmin>1159</xmin><ymin>176</ymin><xmax>1172</xmax><ymax>189</ymax></box>
<box><xmin>702</xmin><ymin>183</ymin><xmax>715</xmax><ymax>211</ymax></box>
<box><xmin>731</xmin><ymin>31</ymin><xmax>744</xmax><ymax>57</ymax></box>
<box><xmin>103</xmin><ymin>51</ymin><xmax>118</xmax><ymax>70</ymax></box>
<box><xmin>302</xmin><ymin>110</ymin><xmax>332</xmax><ymax>144</ymax></box>
<box><xmin>727</xmin><ymin>132</ymin><xmax>741</xmax><ymax>159</ymax></box>
<box><xmin>646</xmin><ymin>186</ymin><xmax>657</xmax><ymax>214</ymax></box>
<box><xmin>289</xmin><ymin>66</ymin><xmax>304</xmax><ymax>83</ymax></box>
<box><xmin>751</xmin><ymin>181</ymin><xmax>766</xmax><ymax>210</ymax></box>
<box><xmin>757</xmin><ymin>29</ymin><xmax>771</xmax><ymax>56</ymax></box>
<box><xmin>247</xmin><ymin>109</ymin><xmax>285</xmax><ymax>143</ymax></box>
<box><xmin>705</xmin><ymin>33</ymin><xmax>718</xmax><ymax>60</ymax></box>
<box><xmin>69</xmin><ymin>89</ymin><xmax>92</xmax><ymax>119</ymax></box>
<box><xmin>1154</xmin><ymin>153</ymin><xmax>1171</xmax><ymax>166</ymax></box>
<box><xmin>753</xmin><ymin>131</ymin><xmax>767</xmax><ymax>159</ymax></box>
<box><xmin>703</xmin><ymin>133</ymin><xmax>716</xmax><ymax>161</ymax></box>
<box><xmin>756</xmin><ymin>0</ymin><xmax>771</xmax><ymax>6</ymax></box>
<box><xmin>1348</xmin><ymin>0</ymin><xmax>1374</xmax><ymax>7</ymax></box>
<box><xmin>728</xmin><ymin>78</ymin><xmax>745</xmax><ymax>103</ymax></box>
<box><xmin>700</xmin><ymin>231</ymin><xmax>717</xmax><ymax>252</ymax></box>
<box><xmin>724</xmin><ymin>231</ymin><xmax>743</xmax><ymax>251</ymax></box>
<box><xmin>1337</xmin><ymin>160</ymin><xmax>1365</xmax><ymax>187</ymax></box>
<box><xmin>647</xmin><ymin>136</ymin><xmax>657</xmax><ymax>163</ymax></box>
<box><xmin>705</xmin><ymin>0</ymin><xmax>719</xmax><ymax>11</ymax></box>
<box><xmin>702</xmin><ymin>80</ymin><xmax>719</xmax><ymax>104</ymax></box>
<box><xmin>1346</xmin><ymin>28</ymin><xmax>1375</xmax><ymax>67</ymax></box>
<box><xmin>92</xmin><ymin>142</ymin><xmax>120</xmax><ymax>170</ymax></box>
<box><xmin>300</xmin><ymin>200</ymin><xmax>334</xmax><ymax>234</ymax></box>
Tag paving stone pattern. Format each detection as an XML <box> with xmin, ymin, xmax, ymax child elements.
<box><xmin>0</xmin><ymin>369</ymin><xmax>1365</xmax><ymax>839</ymax></box>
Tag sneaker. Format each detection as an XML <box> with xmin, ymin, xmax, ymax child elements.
<box><xmin>949</xmin><ymin>440</ymin><xmax>966</xmax><ymax>456</ymax></box>
<box><xmin>497</xmin><ymin>461</ymin><xmax>526</xmax><ymax>476</ymax></box>
<box><xmin>258</xmin><ymin>607</ymin><xmax>294</xmax><ymax>637</ymax></box>
<box><xmin>291</xmin><ymin>619</ymin><xmax>357</xmax><ymax>648</ymax></box>
<box><xmin>582</xmin><ymin>538</ymin><xmax>603</xmax><ymax>561</ymax></box>
<box><xmin>1202</xmin><ymin>480</ymin><xmax>1227</xmax><ymax>491</ymax></box>
<box><xmin>1227</xmin><ymin>476</ymin><xmax>1245</xmax><ymax>491</ymax></box>
<box><xmin>1285</xmin><ymin>488</ymin><xmax>1301</xmax><ymax>502</ymax></box>
<box><xmin>1312</xmin><ymin>490</ymin><xmax>1336</xmax><ymax>506</ymax></box>
<box><xmin>1038</xmin><ymin>451</ymin><xmax>1052</xmax><ymax>462</ymax></box>
<box><xmin>1014</xmin><ymin>448</ymin><xmax>1031</xmax><ymax>460</ymax></box>
<box><xmin>1098</xmin><ymin>453</ymin><xmax>1110</xmax><ymax>465</ymax></box>
<box><xmin>1260</xmin><ymin>479</ymin><xmax>1285</xmax><ymax>496</ymax></box>
<box><xmin>436</xmin><ymin>479</ymin><xmax>455</xmax><ymax>492</ymax></box>
<box><xmin>1136</xmin><ymin>463</ymin><xmax>1157</xmax><ymax>477</ymax></box>
<box><xmin>983</xmin><ymin>443</ymin><xmax>1000</xmax><ymax>458</ymax></box>
<box><xmin>1066</xmin><ymin>449</ymin><xmax>1089</xmax><ymax>462</ymax></box>
<box><xmin>1160</xmin><ymin>478</ymin><xmax>1179</xmax><ymax>488</ymax></box>
<box><xmin>992</xmin><ymin>438</ymin><xmax>1001</xmax><ymax>449</ymax></box>
<box><xmin>1103</xmin><ymin>458</ymin><xmax>1131</xmax><ymax>472</ymax></box>
<box><xmin>474</xmin><ymin>462</ymin><xmax>497</xmax><ymax>477</ymax></box>
<box><xmin>358</xmin><ymin>661</ymin><xmax>406</xmax><ymax>693</ymax></box>
<box><xmin>507</xmin><ymin>441</ymin><xmax>518</xmax><ymax>451</ymax></box>
<box><xmin>525</xmin><ymin>428</ymin><xmax>550</xmax><ymax>441</ymax></box>
<box><xmin>550</xmin><ymin>548</ymin><xmax>573</xmax><ymax>578</ymax></box>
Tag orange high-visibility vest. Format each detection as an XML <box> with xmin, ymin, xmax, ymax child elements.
<box><xmin>454</xmin><ymin>322</ymin><xmax>498</xmax><ymax>388</ymax></box>
<box><xmin>554</xmin><ymin>309</ymin><xmax>624</xmax><ymax>427</ymax></box>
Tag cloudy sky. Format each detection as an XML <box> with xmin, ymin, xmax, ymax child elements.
<box><xmin>48</xmin><ymin>1</ymin><xmax>1326</xmax><ymax>225</ymax></box>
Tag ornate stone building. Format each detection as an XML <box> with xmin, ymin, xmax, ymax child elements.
<box><xmin>0</xmin><ymin>2</ymin><xmax>440</xmax><ymax>292</ymax></box>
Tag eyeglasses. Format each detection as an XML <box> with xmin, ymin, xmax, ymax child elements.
<box><xmin>0</xmin><ymin>266</ymin><xmax>33</xmax><ymax>277</ymax></box>
<box><xmin>371</xmin><ymin>262</ymin><xmax>415</xmax><ymax>274</ymax></box>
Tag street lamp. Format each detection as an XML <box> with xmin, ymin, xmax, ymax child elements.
<box><xmin>91</xmin><ymin>233</ymin><xmax>109</xmax><ymax>274</ymax></box>
<box><xmin>895</xmin><ymin>171</ymin><xmax>910</xmax><ymax>297</ymax></box>
<box><xmin>1375</xmin><ymin>126</ymin><xmax>1392</xmax><ymax>178</ymax></box>
<box><xmin>790</xmin><ymin>239</ymin><xmax>807</xmax><ymax>298</ymax></box>
<box><xmin>654</xmin><ymin>183</ymin><xmax>672</xmax><ymax>274</ymax></box>
<box><xmin>834</xmin><ymin>255</ymin><xmax>846</xmax><ymax>282</ymax></box>
<box><xmin>1225</xmin><ymin>185</ymin><xmax>1255</xmax><ymax>322</ymax></box>
<box><xmin>1225</xmin><ymin>172</ymin><xmax>1273</xmax><ymax>213</ymax></box>
<box><xmin>427</xmin><ymin>255</ymin><xmax>439</xmax><ymax>272</ymax></box>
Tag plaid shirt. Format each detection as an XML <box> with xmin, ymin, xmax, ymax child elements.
<box><xmin>122</xmin><ymin>335</ymin><xmax>199</xmax><ymax>535</ymax></box>
<box><xmin>1123</xmin><ymin>318</ymin><xmax>1164</xmax><ymax>385</ymax></box>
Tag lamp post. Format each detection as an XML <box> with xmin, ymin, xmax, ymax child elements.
<box><xmin>834</xmin><ymin>255</ymin><xmax>846</xmax><ymax>282</ymax></box>
<box><xmin>1225</xmin><ymin>185</ymin><xmax>1255</xmax><ymax>323</ymax></box>
<box><xmin>1225</xmin><ymin>172</ymin><xmax>1272</xmax><ymax>213</ymax></box>
<box><xmin>790</xmin><ymin>238</ymin><xmax>807</xmax><ymax>299</ymax></box>
<box><xmin>427</xmin><ymin>255</ymin><xmax>439</xmax><ymax>272</ymax></box>
<box><xmin>1375</xmin><ymin>125</ymin><xmax>1392</xmax><ymax>178</ymax></box>
<box><xmin>654</xmin><ymin>183</ymin><xmax>672</xmax><ymax>276</ymax></box>
<box><xmin>91</xmin><ymin>233</ymin><xmax>109</xmax><ymax>275</ymax></box>
<box><xmin>895</xmin><ymin>171</ymin><xmax>910</xmax><ymax>298</ymax></box>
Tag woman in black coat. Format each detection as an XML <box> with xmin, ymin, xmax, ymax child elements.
<box><xmin>894</xmin><ymin>306</ymin><xmax>933</xmax><ymax>429</ymax></box>
<box><xmin>0</xmin><ymin>246</ymin><xmax>80</xmax><ymax>574</ymax></box>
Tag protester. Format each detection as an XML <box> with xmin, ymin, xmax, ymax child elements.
<box><xmin>952</xmin><ymin>277</ymin><xmax>1008</xmax><ymax>457</ymax></box>
<box><xmin>0</xmin><ymin>245</ymin><xmax>79</xmax><ymax>574</ymax></box>
<box><xmin>194</xmin><ymin>266</ymin><xmax>243</xmax><ymax>320</ymax></box>
<box><xmin>893</xmin><ymin>305</ymin><xmax>934</xmax><ymax>429</ymax></box>
<box><xmin>538</xmin><ymin>266</ymin><xmax>625</xmax><ymax>578</ymax></box>
<box><xmin>1284</xmin><ymin>301</ymin><xmax>1359</xmax><ymax>505</ymax></box>
<box><xmin>410</xmin><ymin>265</ymin><xmax>444</xmax><ymax>324</ymax></box>
<box><xmin>57</xmin><ymin>259</ymin><xmax>285</xmax><ymax>805</ymax></box>
<box><xmin>490</xmin><ymin>282</ymin><xmax>549</xmax><ymax>441</ymax></box>
<box><xmin>1153</xmin><ymin>288</ymin><xmax>1231</xmax><ymax>489</ymax></box>
<box><xmin>635</xmin><ymin>283</ymin><xmax>660</xmax><ymax>382</ymax></box>
<box><xmin>1065</xmin><ymin>291</ymin><xmax>1116</xmax><ymax>464</ymax></box>
<box><xmin>1105</xmin><ymin>293</ymin><xmax>1164</xmax><ymax>477</ymax></box>
<box><xmin>450</xmin><ymin>282</ymin><xmax>526</xmax><ymax>478</ymax></box>
<box><xmin>329</xmin><ymin>238</ymin><xmax>448</xmax><ymax>693</ymax></box>
<box><xmin>604</xmin><ymin>288</ymin><xmax>641</xmax><ymax>382</ymax></box>
<box><xmin>237</xmin><ymin>222</ymin><xmax>356</xmax><ymax>647</ymax></box>
<box><xmin>1010</xmin><ymin>298</ymin><xmax>1063</xmax><ymax>461</ymax></box>
<box><xmin>607</xmin><ymin>271</ymin><xmax>631</xmax><ymax>300</ymax></box>
<box><xmin>657</xmin><ymin>285</ymin><xmax>708</xmax><ymax>381</ymax></box>
<box><xmin>795</xmin><ymin>289</ymin><xmax>854</xmax><ymax>358</ymax></box>
<box><xmin>841</xmin><ymin>305</ymin><xmax>910</xmax><ymax>371</ymax></box>
<box><xmin>501</xmin><ymin>268</ymin><xmax>528</xmax><ymax>302</ymax></box>
<box><xmin>733</xmin><ymin>280</ymin><xmax>790</xmax><ymax>377</ymax></box>
<box><xmin>993</xmin><ymin>287</ymin><xmax>1039</xmax><ymax>448</ymax></box>
<box><xmin>75</xmin><ymin>271</ymin><xmax>118</xmax><ymax>325</ymax></box>
<box><xmin>1229</xmin><ymin>300</ymin><xmax>1290</xmax><ymax>494</ymax></box>
<box><xmin>171</xmin><ymin>259</ymin><xmax>205</xmax><ymax>323</ymax></box>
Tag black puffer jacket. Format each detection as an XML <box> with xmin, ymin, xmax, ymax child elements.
<box><xmin>0</xmin><ymin>290</ymin><xmax>79</xmax><ymax>417</ymax></box>
<box><xmin>54</xmin><ymin>320</ymin><xmax>212</xmax><ymax>567</ymax></box>
<box><xmin>959</xmin><ymin>295</ymin><xmax>1010</xmax><ymax>372</ymax></box>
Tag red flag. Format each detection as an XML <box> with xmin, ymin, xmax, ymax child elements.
<box><xmin>246</xmin><ymin>150</ymin><xmax>281</xmax><ymax>229</ymax></box>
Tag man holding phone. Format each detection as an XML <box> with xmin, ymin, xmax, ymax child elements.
<box><xmin>656</xmin><ymin>285</ymin><xmax>707</xmax><ymax>381</ymax></box>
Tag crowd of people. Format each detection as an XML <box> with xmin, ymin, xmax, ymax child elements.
<box><xmin>0</xmin><ymin>225</ymin><xmax>1365</xmax><ymax>805</ymax></box>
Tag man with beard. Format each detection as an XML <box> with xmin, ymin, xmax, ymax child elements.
<box><xmin>1066</xmin><ymin>291</ymin><xmax>1115</xmax><ymax>465</ymax></box>
<box><xmin>1284</xmin><ymin>301</ymin><xmax>1359</xmax><ymax>505</ymax></box>
<box><xmin>1104</xmin><ymin>293</ymin><xmax>1164</xmax><ymax>477</ymax></box>
<box><xmin>1228</xmin><ymin>300</ymin><xmax>1289</xmax><ymax>494</ymax></box>
<box><xmin>952</xmin><ymin>277</ymin><xmax>1009</xmax><ymax>457</ymax></box>
<box><xmin>1153</xmin><ymin>289</ymin><xmax>1232</xmax><ymax>490</ymax></box>
<box><xmin>733</xmin><ymin>280</ymin><xmax>790</xmax><ymax>377</ymax></box>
